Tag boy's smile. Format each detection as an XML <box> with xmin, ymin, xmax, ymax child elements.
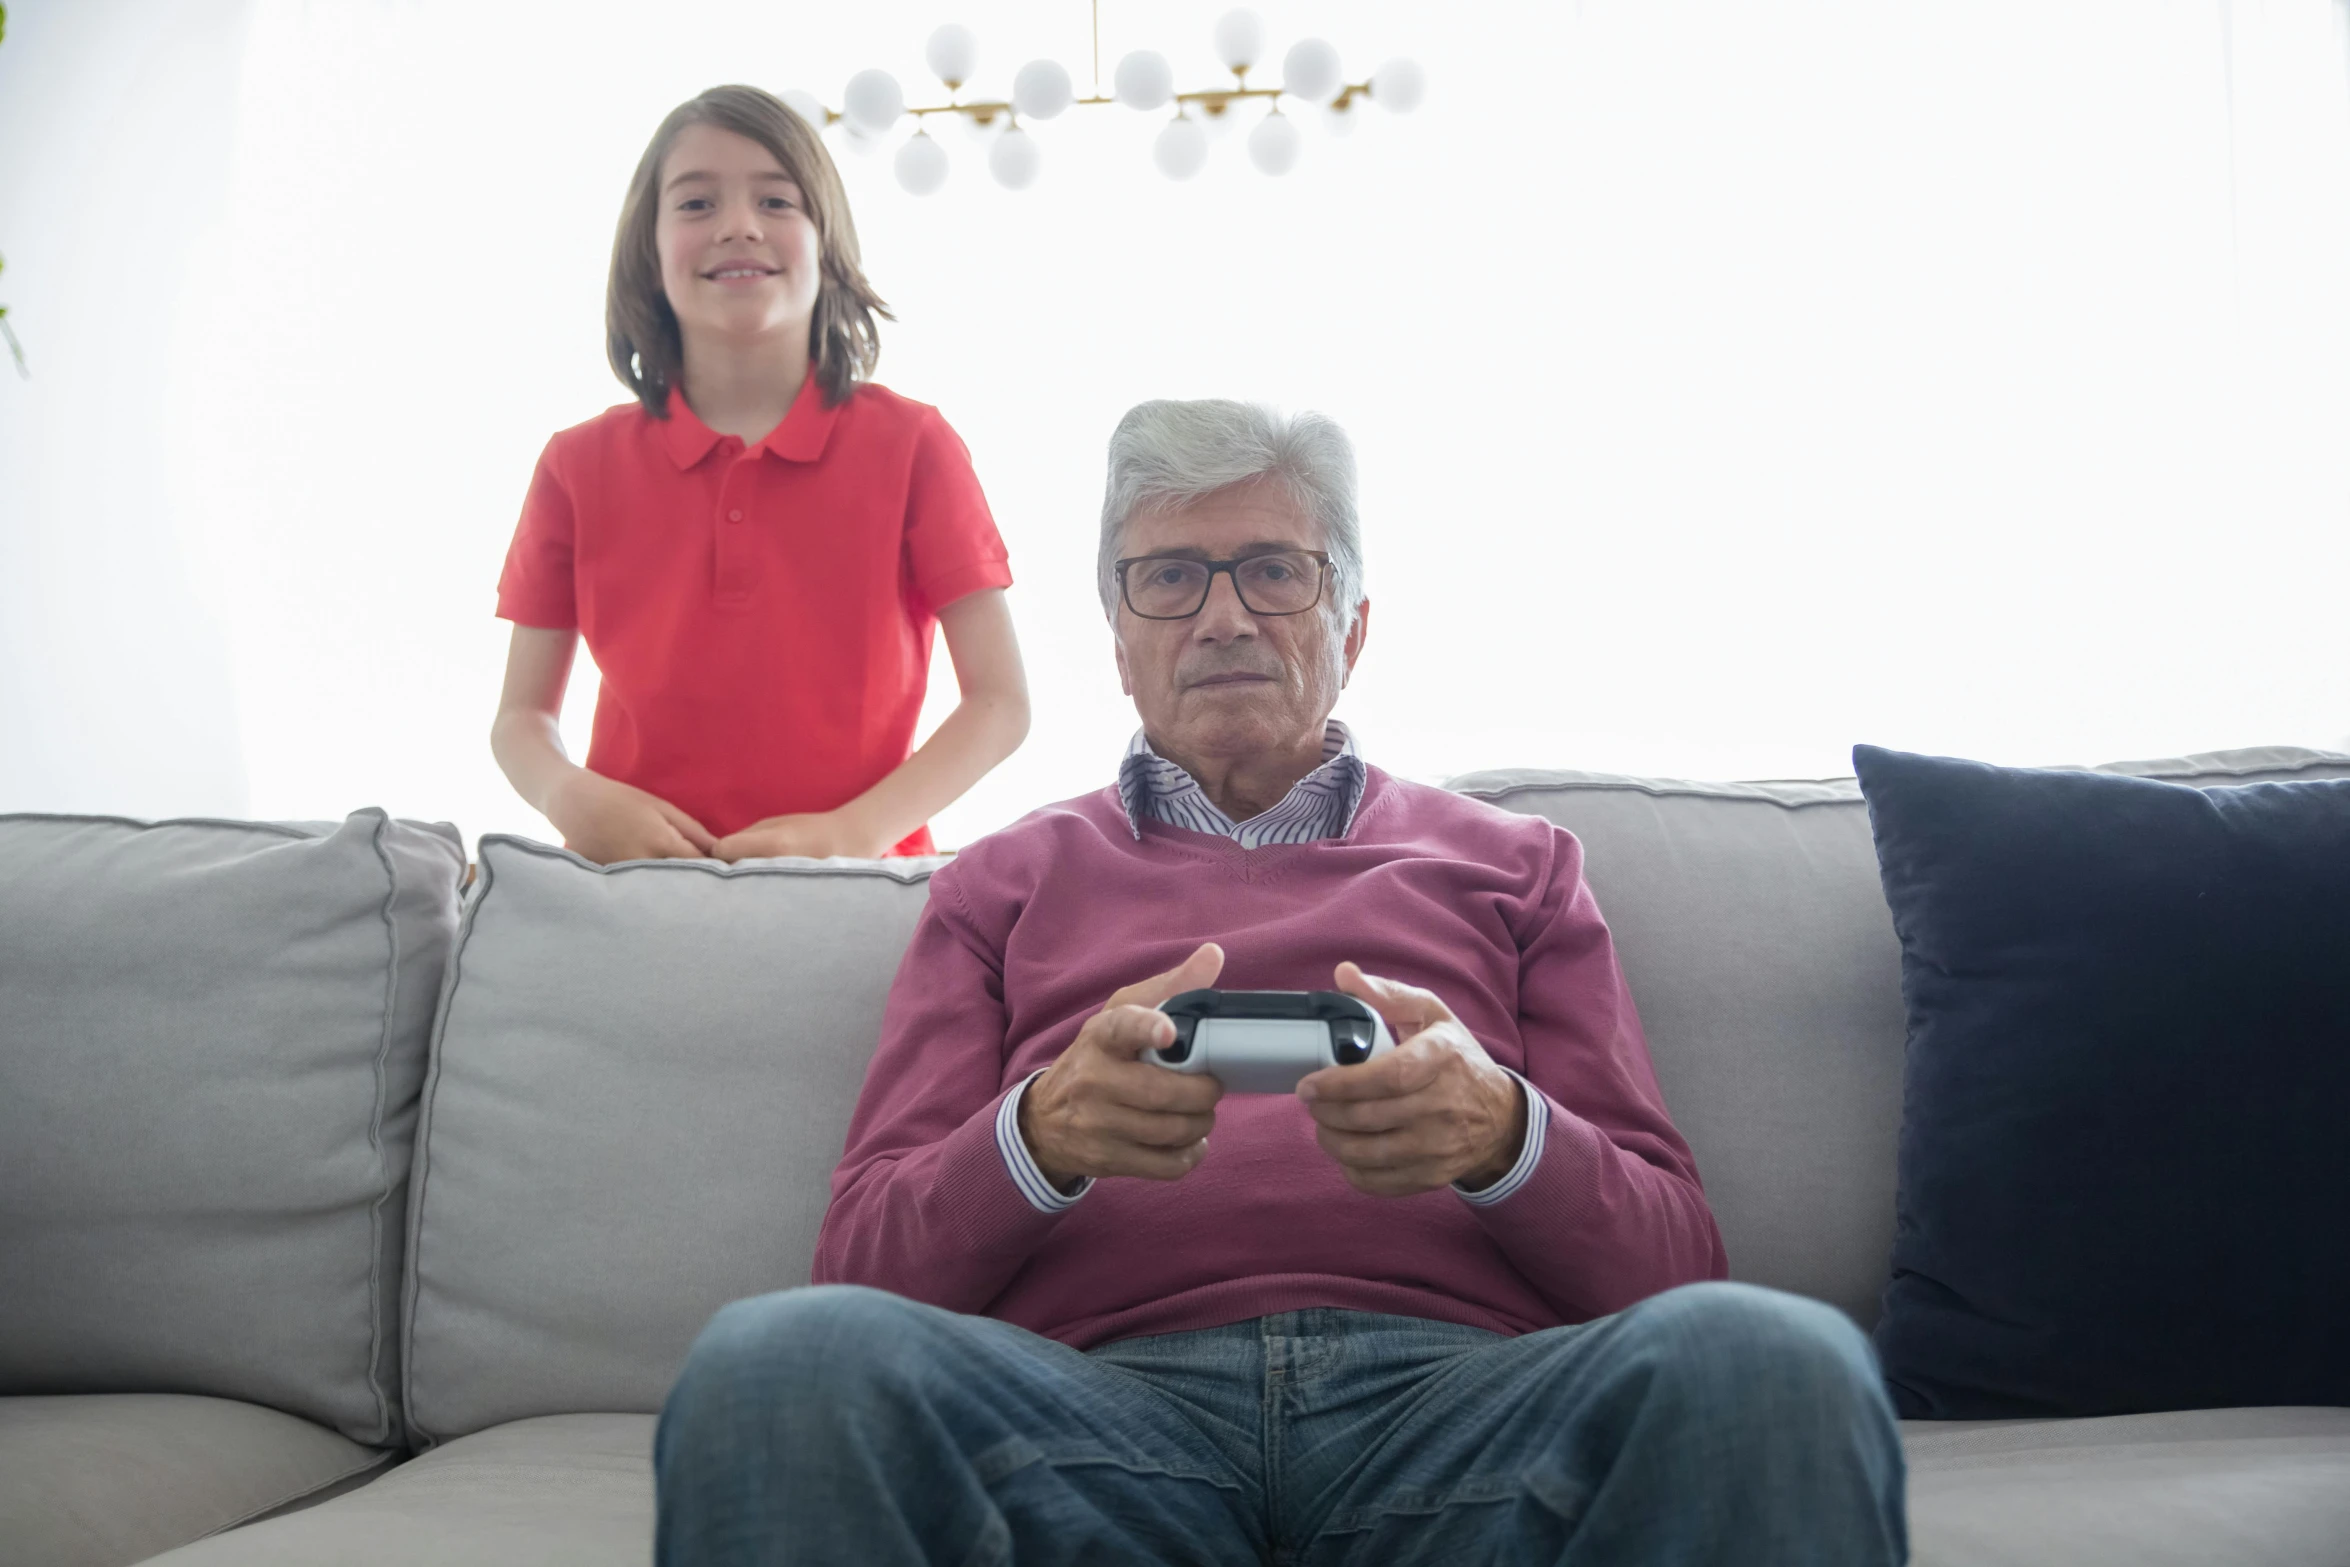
<box><xmin>703</xmin><ymin>262</ymin><xmax>779</xmax><ymax>283</ymax></box>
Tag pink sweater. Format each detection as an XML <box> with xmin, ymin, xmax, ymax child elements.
<box><xmin>812</xmin><ymin>769</ymin><xmax>1728</xmax><ymax>1346</ymax></box>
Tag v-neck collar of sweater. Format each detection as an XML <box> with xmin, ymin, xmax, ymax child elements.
<box><xmin>1110</xmin><ymin>768</ymin><xmax>1400</xmax><ymax>884</ymax></box>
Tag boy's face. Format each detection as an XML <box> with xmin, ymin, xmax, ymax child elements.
<box><xmin>654</xmin><ymin>123</ymin><xmax>824</xmax><ymax>352</ymax></box>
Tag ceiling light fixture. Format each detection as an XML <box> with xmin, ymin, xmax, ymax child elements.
<box><xmin>785</xmin><ymin>4</ymin><xmax>1425</xmax><ymax>194</ymax></box>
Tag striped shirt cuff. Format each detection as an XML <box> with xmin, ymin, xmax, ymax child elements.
<box><xmin>998</xmin><ymin>1070</ymin><xmax>1091</xmax><ymax>1214</ymax></box>
<box><xmin>1455</xmin><ymin>1071</ymin><xmax>1546</xmax><ymax>1208</ymax></box>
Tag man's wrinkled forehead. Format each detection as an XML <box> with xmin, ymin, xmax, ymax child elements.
<box><xmin>1120</xmin><ymin>483</ymin><xmax>1325</xmax><ymax>556</ymax></box>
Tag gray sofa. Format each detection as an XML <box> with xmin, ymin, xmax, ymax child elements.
<box><xmin>5</xmin><ymin>747</ymin><xmax>2348</xmax><ymax>1567</ymax></box>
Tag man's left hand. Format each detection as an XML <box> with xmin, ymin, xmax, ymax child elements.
<box><xmin>713</xmin><ymin>810</ymin><xmax>886</xmax><ymax>862</ymax></box>
<box><xmin>1297</xmin><ymin>962</ymin><xmax>1527</xmax><ymax>1197</ymax></box>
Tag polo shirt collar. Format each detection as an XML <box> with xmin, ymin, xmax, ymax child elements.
<box><xmin>762</xmin><ymin>367</ymin><xmax>842</xmax><ymax>462</ymax></box>
<box><xmin>655</xmin><ymin>365</ymin><xmax>841</xmax><ymax>469</ymax></box>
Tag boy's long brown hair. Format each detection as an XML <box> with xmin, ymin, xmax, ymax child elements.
<box><xmin>607</xmin><ymin>85</ymin><xmax>890</xmax><ymax>413</ymax></box>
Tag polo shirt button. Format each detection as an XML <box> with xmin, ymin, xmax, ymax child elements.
<box><xmin>728</xmin><ymin>509</ymin><xmax>744</xmax><ymax>522</ymax></box>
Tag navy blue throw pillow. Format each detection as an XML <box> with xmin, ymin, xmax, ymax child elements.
<box><xmin>1855</xmin><ymin>744</ymin><xmax>2350</xmax><ymax>1419</ymax></box>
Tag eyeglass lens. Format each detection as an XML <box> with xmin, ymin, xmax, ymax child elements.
<box><xmin>1125</xmin><ymin>553</ymin><xmax>1324</xmax><ymax>618</ymax></box>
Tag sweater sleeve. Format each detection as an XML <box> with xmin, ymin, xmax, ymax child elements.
<box><xmin>810</xmin><ymin>868</ymin><xmax>1071</xmax><ymax>1307</ymax></box>
<box><xmin>1462</xmin><ymin>831</ymin><xmax>1730</xmax><ymax>1317</ymax></box>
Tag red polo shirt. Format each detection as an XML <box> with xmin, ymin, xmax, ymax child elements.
<box><xmin>496</xmin><ymin>375</ymin><xmax>1012</xmax><ymax>855</ymax></box>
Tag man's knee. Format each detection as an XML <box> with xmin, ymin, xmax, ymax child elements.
<box><xmin>1612</xmin><ymin>1281</ymin><xmax>1886</xmax><ymax>1420</ymax></box>
<box><xmin>675</xmin><ymin>1283</ymin><xmax>940</xmax><ymax>1407</ymax></box>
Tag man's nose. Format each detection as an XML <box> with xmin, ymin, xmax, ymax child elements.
<box><xmin>1189</xmin><ymin>570</ymin><xmax>1257</xmax><ymax>641</ymax></box>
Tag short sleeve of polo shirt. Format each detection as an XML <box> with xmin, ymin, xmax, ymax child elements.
<box><xmin>496</xmin><ymin>439</ymin><xmax>578</xmax><ymax>629</ymax></box>
<box><xmin>902</xmin><ymin>410</ymin><xmax>1012</xmax><ymax>619</ymax></box>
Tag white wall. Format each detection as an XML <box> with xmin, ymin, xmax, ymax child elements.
<box><xmin>4</xmin><ymin>0</ymin><xmax>2346</xmax><ymax>847</ymax></box>
<box><xmin>0</xmin><ymin>0</ymin><xmax>251</xmax><ymax>817</ymax></box>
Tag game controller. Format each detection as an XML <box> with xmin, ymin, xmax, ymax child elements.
<box><xmin>1149</xmin><ymin>989</ymin><xmax>1395</xmax><ymax>1094</ymax></box>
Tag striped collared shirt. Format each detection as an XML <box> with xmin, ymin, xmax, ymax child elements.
<box><xmin>1116</xmin><ymin>721</ymin><xmax>1368</xmax><ymax>847</ymax></box>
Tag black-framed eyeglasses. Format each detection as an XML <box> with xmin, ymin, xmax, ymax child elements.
<box><xmin>1115</xmin><ymin>550</ymin><xmax>1331</xmax><ymax>620</ymax></box>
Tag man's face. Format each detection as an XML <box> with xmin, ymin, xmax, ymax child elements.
<box><xmin>1112</xmin><ymin>481</ymin><xmax>1369</xmax><ymax>767</ymax></box>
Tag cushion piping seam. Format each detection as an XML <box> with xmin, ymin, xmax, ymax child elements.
<box><xmin>400</xmin><ymin>844</ymin><xmax>496</xmax><ymax>1451</ymax></box>
<box><xmin>195</xmin><ymin>1447</ymin><xmax>402</xmax><ymax>1539</ymax></box>
<box><xmin>361</xmin><ymin>809</ymin><xmax>403</xmax><ymax>1448</ymax></box>
<box><xmin>1452</xmin><ymin>755</ymin><xmax>2350</xmax><ymax>811</ymax></box>
<box><xmin>1453</xmin><ymin>778</ymin><xmax>1864</xmax><ymax>811</ymax></box>
<box><xmin>482</xmin><ymin>832</ymin><xmax>937</xmax><ymax>883</ymax></box>
<box><xmin>0</xmin><ymin>811</ymin><xmax>319</xmax><ymax>838</ymax></box>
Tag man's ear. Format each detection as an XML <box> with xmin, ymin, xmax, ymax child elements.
<box><xmin>1339</xmin><ymin>598</ymin><xmax>1371</xmax><ymax>688</ymax></box>
<box><xmin>1113</xmin><ymin>626</ymin><xmax>1135</xmax><ymax>697</ymax></box>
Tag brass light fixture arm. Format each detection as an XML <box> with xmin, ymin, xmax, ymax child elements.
<box><xmin>847</xmin><ymin>82</ymin><xmax>1374</xmax><ymax>132</ymax></box>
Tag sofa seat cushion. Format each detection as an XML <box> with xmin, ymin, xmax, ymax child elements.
<box><xmin>1903</xmin><ymin>1406</ymin><xmax>2350</xmax><ymax>1566</ymax></box>
<box><xmin>137</xmin><ymin>1414</ymin><xmax>653</xmax><ymax>1566</ymax></box>
<box><xmin>0</xmin><ymin>1393</ymin><xmax>394</xmax><ymax>1567</ymax></box>
<box><xmin>119</xmin><ymin>1403</ymin><xmax>2350</xmax><ymax>1565</ymax></box>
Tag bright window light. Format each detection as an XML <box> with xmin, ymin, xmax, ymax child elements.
<box><xmin>2</xmin><ymin>1</ymin><xmax>2345</xmax><ymax>848</ymax></box>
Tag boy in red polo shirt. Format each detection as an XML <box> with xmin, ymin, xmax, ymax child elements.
<box><xmin>492</xmin><ymin>86</ymin><xmax>1027</xmax><ymax>861</ymax></box>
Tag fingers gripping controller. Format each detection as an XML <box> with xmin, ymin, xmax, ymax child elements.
<box><xmin>1150</xmin><ymin>990</ymin><xmax>1394</xmax><ymax>1094</ymax></box>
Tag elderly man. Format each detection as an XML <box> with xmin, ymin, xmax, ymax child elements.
<box><xmin>654</xmin><ymin>402</ymin><xmax>1906</xmax><ymax>1566</ymax></box>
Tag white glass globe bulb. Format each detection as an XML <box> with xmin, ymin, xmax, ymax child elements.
<box><xmin>1153</xmin><ymin>115</ymin><xmax>1210</xmax><ymax>180</ymax></box>
<box><xmin>1321</xmin><ymin>95</ymin><xmax>1359</xmax><ymax>138</ymax></box>
<box><xmin>1011</xmin><ymin>58</ymin><xmax>1074</xmax><ymax>120</ymax></box>
<box><xmin>1212</xmin><ymin>10</ymin><xmax>1266</xmax><ymax>74</ymax></box>
<box><xmin>925</xmin><ymin>24</ymin><xmax>980</xmax><ymax>90</ymax></box>
<box><xmin>1246</xmin><ymin>111</ymin><xmax>1301</xmax><ymax>176</ymax></box>
<box><xmin>779</xmin><ymin>87</ymin><xmax>828</xmax><ymax>130</ymax></box>
<box><xmin>1281</xmin><ymin>37</ymin><xmax>1342</xmax><ymax>105</ymax></box>
<box><xmin>893</xmin><ymin>131</ymin><xmax>950</xmax><ymax>195</ymax></box>
<box><xmin>842</xmin><ymin>69</ymin><xmax>905</xmax><ymax>135</ymax></box>
<box><xmin>1114</xmin><ymin>49</ymin><xmax>1175</xmax><ymax>111</ymax></box>
<box><xmin>1369</xmin><ymin>58</ymin><xmax>1426</xmax><ymax>114</ymax></box>
<box><xmin>989</xmin><ymin>125</ymin><xmax>1042</xmax><ymax>190</ymax></box>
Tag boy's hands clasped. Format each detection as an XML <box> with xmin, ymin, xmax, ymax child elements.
<box><xmin>1018</xmin><ymin>945</ymin><xmax>1528</xmax><ymax>1199</ymax></box>
<box><xmin>545</xmin><ymin>769</ymin><xmax>719</xmax><ymax>864</ymax></box>
<box><xmin>544</xmin><ymin>770</ymin><xmax>886</xmax><ymax>864</ymax></box>
<box><xmin>713</xmin><ymin>809</ymin><xmax>889</xmax><ymax>862</ymax></box>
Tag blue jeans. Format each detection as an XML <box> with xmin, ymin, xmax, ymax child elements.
<box><xmin>655</xmin><ymin>1282</ymin><xmax>1906</xmax><ymax>1566</ymax></box>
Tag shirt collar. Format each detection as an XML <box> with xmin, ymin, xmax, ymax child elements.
<box><xmin>654</xmin><ymin>366</ymin><xmax>842</xmax><ymax>470</ymax></box>
<box><xmin>1116</xmin><ymin>720</ymin><xmax>1367</xmax><ymax>844</ymax></box>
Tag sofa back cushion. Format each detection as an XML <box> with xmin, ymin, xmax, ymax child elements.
<box><xmin>1858</xmin><ymin>744</ymin><xmax>2350</xmax><ymax>1417</ymax></box>
<box><xmin>0</xmin><ymin>811</ymin><xmax>464</xmax><ymax>1446</ymax></box>
<box><xmin>401</xmin><ymin>838</ymin><xmax>935</xmax><ymax>1443</ymax></box>
<box><xmin>1445</xmin><ymin>746</ymin><xmax>2350</xmax><ymax>1329</ymax></box>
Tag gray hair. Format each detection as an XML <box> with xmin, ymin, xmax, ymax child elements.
<box><xmin>1096</xmin><ymin>400</ymin><xmax>1365</xmax><ymax>631</ymax></box>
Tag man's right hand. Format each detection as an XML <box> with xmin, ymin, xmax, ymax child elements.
<box><xmin>1019</xmin><ymin>943</ymin><xmax>1227</xmax><ymax>1192</ymax></box>
<box><xmin>544</xmin><ymin>768</ymin><xmax>719</xmax><ymax>865</ymax></box>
